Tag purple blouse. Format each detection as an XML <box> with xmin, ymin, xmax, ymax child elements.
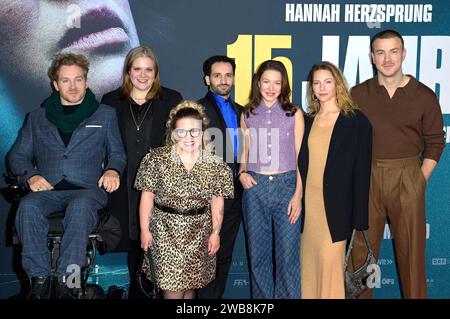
<box><xmin>244</xmin><ymin>101</ymin><xmax>297</xmax><ymax>172</ymax></box>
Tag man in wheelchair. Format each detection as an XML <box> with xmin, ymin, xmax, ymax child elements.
<box><xmin>7</xmin><ymin>53</ymin><xmax>126</xmax><ymax>299</ymax></box>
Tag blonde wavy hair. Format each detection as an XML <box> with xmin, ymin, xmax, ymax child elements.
<box><xmin>306</xmin><ymin>61</ymin><xmax>357</xmax><ymax>116</ymax></box>
<box><xmin>164</xmin><ymin>100</ymin><xmax>212</xmax><ymax>151</ymax></box>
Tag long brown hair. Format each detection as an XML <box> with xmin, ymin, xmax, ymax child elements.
<box><xmin>245</xmin><ymin>60</ymin><xmax>296</xmax><ymax>117</ymax></box>
<box><xmin>306</xmin><ymin>61</ymin><xmax>357</xmax><ymax>116</ymax></box>
<box><xmin>120</xmin><ymin>46</ymin><xmax>161</xmax><ymax>100</ymax></box>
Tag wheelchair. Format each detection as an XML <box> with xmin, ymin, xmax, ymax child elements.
<box><xmin>1</xmin><ymin>174</ymin><xmax>122</xmax><ymax>299</ymax></box>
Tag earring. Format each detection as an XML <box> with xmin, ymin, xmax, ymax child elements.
<box><xmin>311</xmin><ymin>93</ymin><xmax>318</xmax><ymax>101</ymax></box>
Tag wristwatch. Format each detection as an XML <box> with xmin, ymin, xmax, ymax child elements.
<box><xmin>212</xmin><ymin>228</ymin><xmax>221</xmax><ymax>236</ymax></box>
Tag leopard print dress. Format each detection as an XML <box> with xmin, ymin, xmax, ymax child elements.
<box><xmin>134</xmin><ymin>145</ymin><xmax>234</xmax><ymax>291</ymax></box>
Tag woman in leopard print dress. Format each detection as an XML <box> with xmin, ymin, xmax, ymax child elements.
<box><xmin>134</xmin><ymin>101</ymin><xmax>234</xmax><ymax>299</ymax></box>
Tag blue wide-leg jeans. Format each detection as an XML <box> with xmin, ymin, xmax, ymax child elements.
<box><xmin>242</xmin><ymin>171</ymin><xmax>301</xmax><ymax>299</ymax></box>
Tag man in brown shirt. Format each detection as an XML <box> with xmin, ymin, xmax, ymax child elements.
<box><xmin>351</xmin><ymin>29</ymin><xmax>445</xmax><ymax>299</ymax></box>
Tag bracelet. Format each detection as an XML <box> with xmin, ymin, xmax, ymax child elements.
<box><xmin>212</xmin><ymin>228</ymin><xmax>221</xmax><ymax>236</ymax></box>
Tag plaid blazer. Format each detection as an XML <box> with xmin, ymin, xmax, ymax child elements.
<box><xmin>9</xmin><ymin>104</ymin><xmax>126</xmax><ymax>190</ymax></box>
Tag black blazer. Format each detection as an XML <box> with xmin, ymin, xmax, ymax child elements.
<box><xmin>101</xmin><ymin>86</ymin><xmax>182</xmax><ymax>250</ymax></box>
<box><xmin>298</xmin><ymin>110</ymin><xmax>372</xmax><ymax>242</ymax></box>
<box><xmin>199</xmin><ymin>91</ymin><xmax>243</xmax><ymax>197</ymax></box>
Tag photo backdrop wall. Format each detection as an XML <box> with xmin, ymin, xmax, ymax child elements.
<box><xmin>1</xmin><ymin>0</ymin><xmax>449</xmax><ymax>298</ymax></box>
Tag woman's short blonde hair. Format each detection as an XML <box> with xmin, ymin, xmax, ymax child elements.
<box><xmin>164</xmin><ymin>100</ymin><xmax>212</xmax><ymax>149</ymax></box>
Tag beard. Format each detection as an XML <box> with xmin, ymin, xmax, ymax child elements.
<box><xmin>211</xmin><ymin>84</ymin><xmax>232</xmax><ymax>97</ymax></box>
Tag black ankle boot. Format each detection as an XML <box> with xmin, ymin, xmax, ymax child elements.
<box><xmin>28</xmin><ymin>276</ymin><xmax>52</xmax><ymax>299</ymax></box>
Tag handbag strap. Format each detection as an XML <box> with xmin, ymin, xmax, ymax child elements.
<box><xmin>344</xmin><ymin>229</ymin><xmax>374</xmax><ymax>270</ymax></box>
<box><xmin>146</xmin><ymin>250</ymin><xmax>158</xmax><ymax>292</ymax></box>
<box><xmin>136</xmin><ymin>250</ymin><xmax>159</xmax><ymax>297</ymax></box>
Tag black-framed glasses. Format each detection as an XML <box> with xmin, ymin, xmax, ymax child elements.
<box><xmin>174</xmin><ymin>128</ymin><xmax>202</xmax><ymax>138</ymax></box>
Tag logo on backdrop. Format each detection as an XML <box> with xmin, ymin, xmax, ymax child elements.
<box><xmin>285</xmin><ymin>3</ymin><xmax>433</xmax><ymax>23</ymax></box>
<box><xmin>431</xmin><ymin>258</ymin><xmax>447</xmax><ymax>266</ymax></box>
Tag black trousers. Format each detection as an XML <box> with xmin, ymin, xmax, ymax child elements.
<box><xmin>197</xmin><ymin>196</ymin><xmax>243</xmax><ymax>299</ymax></box>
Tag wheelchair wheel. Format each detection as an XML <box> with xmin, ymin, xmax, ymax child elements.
<box><xmin>80</xmin><ymin>284</ymin><xmax>106</xmax><ymax>299</ymax></box>
<box><xmin>106</xmin><ymin>285</ymin><xmax>126</xmax><ymax>299</ymax></box>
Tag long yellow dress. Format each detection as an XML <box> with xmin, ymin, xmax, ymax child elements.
<box><xmin>300</xmin><ymin>119</ymin><xmax>347</xmax><ymax>299</ymax></box>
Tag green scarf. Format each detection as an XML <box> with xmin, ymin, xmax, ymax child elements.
<box><xmin>44</xmin><ymin>88</ymin><xmax>100</xmax><ymax>133</ymax></box>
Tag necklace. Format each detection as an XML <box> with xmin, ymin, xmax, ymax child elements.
<box><xmin>131</xmin><ymin>94</ymin><xmax>147</xmax><ymax>101</ymax></box>
<box><xmin>129</xmin><ymin>100</ymin><xmax>153</xmax><ymax>131</ymax></box>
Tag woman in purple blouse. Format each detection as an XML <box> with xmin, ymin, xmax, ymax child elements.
<box><xmin>238</xmin><ymin>60</ymin><xmax>304</xmax><ymax>299</ymax></box>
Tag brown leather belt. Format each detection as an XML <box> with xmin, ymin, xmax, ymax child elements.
<box><xmin>154</xmin><ymin>202</ymin><xmax>208</xmax><ymax>216</ymax></box>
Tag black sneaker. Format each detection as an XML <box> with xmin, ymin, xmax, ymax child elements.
<box><xmin>28</xmin><ymin>276</ymin><xmax>52</xmax><ymax>299</ymax></box>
